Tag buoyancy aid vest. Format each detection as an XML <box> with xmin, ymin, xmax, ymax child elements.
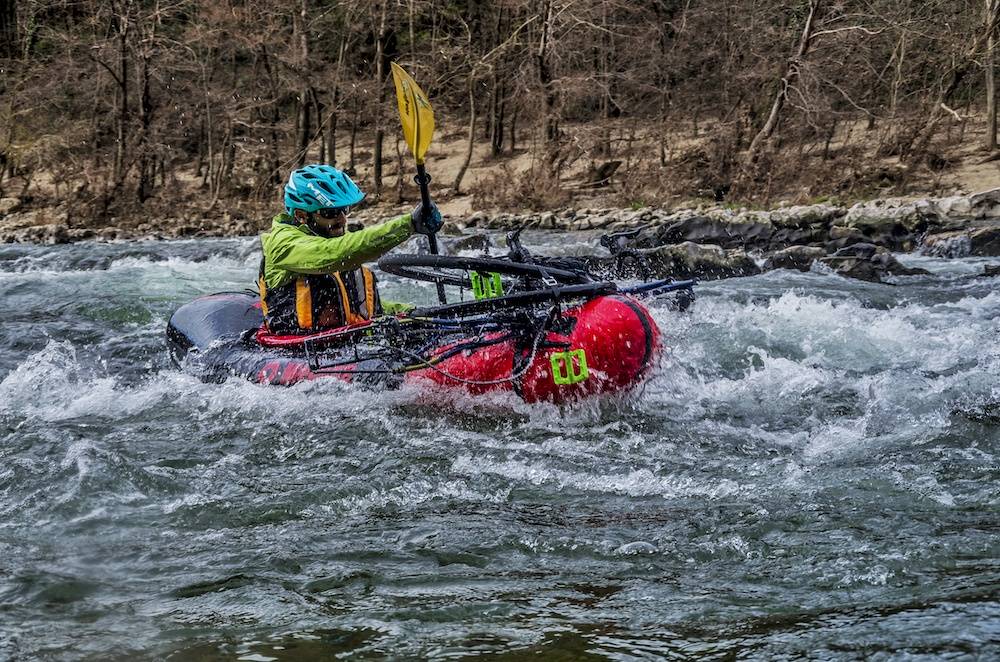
<box><xmin>258</xmin><ymin>260</ymin><xmax>382</xmax><ymax>334</ymax></box>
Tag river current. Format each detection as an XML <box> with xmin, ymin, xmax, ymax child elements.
<box><xmin>1</xmin><ymin>232</ymin><xmax>999</xmax><ymax>659</ymax></box>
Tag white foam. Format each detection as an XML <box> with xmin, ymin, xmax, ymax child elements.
<box><xmin>451</xmin><ymin>455</ymin><xmax>740</xmax><ymax>499</ymax></box>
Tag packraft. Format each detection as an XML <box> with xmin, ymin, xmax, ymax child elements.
<box><xmin>166</xmin><ymin>231</ymin><xmax>694</xmax><ymax>404</ymax></box>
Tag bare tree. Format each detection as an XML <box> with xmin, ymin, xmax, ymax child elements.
<box><xmin>987</xmin><ymin>0</ymin><xmax>999</xmax><ymax>151</ymax></box>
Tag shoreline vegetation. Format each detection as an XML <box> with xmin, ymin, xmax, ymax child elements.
<box><xmin>2</xmin><ymin>0</ymin><xmax>1000</xmax><ymax>285</ymax></box>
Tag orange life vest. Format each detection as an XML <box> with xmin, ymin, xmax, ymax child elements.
<box><xmin>258</xmin><ymin>263</ymin><xmax>382</xmax><ymax>334</ymax></box>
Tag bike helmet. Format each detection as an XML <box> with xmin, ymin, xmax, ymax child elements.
<box><xmin>284</xmin><ymin>165</ymin><xmax>365</xmax><ymax>214</ymax></box>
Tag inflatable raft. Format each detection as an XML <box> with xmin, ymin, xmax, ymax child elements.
<box><xmin>166</xmin><ymin>291</ymin><xmax>660</xmax><ymax>404</ymax></box>
<box><xmin>167</xmin><ymin>250</ymin><xmax>693</xmax><ymax>404</ymax></box>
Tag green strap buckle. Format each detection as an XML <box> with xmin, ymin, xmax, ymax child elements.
<box><xmin>471</xmin><ymin>271</ymin><xmax>503</xmax><ymax>300</ymax></box>
<box><xmin>550</xmin><ymin>349</ymin><xmax>589</xmax><ymax>385</ymax></box>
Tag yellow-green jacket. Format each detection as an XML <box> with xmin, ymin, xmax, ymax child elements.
<box><xmin>258</xmin><ymin>212</ymin><xmax>414</xmax><ymax>332</ymax></box>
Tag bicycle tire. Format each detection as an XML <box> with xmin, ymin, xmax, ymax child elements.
<box><xmin>408</xmin><ymin>282</ymin><xmax>617</xmax><ymax>319</ymax></box>
<box><xmin>378</xmin><ymin>254</ymin><xmax>591</xmax><ymax>286</ymax></box>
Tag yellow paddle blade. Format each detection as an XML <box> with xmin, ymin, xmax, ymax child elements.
<box><xmin>391</xmin><ymin>62</ymin><xmax>434</xmax><ymax>165</ymax></box>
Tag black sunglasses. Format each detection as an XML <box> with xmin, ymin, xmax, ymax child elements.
<box><xmin>316</xmin><ymin>207</ymin><xmax>350</xmax><ymax>219</ymax></box>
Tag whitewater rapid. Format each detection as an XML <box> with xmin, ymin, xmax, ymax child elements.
<box><xmin>1</xmin><ymin>234</ymin><xmax>998</xmax><ymax>659</ymax></box>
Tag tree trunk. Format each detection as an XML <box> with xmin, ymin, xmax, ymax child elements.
<box><xmin>312</xmin><ymin>90</ymin><xmax>325</xmax><ymax>163</ymax></box>
<box><xmin>259</xmin><ymin>44</ymin><xmax>280</xmax><ymax>191</ymax></box>
<box><xmin>295</xmin><ymin>0</ymin><xmax>310</xmax><ymax>167</ymax></box>
<box><xmin>195</xmin><ymin>118</ymin><xmax>205</xmax><ymax>178</ymax></box>
<box><xmin>745</xmin><ymin>0</ymin><xmax>821</xmax><ymax>164</ymax></box>
<box><xmin>327</xmin><ymin>106</ymin><xmax>338</xmax><ymax>167</ymax></box>
<box><xmin>598</xmin><ymin>3</ymin><xmax>611</xmax><ymax>156</ymax></box>
<box><xmin>453</xmin><ymin>74</ymin><xmax>476</xmax><ymax>194</ymax></box>
<box><xmin>372</xmin><ymin>0</ymin><xmax>388</xmax><ymax>195</ymax></box>
<box><xmin>136</xmin><ymin>47</ymin><xmax>153</xmax><ymax>203</ymax></box>
<box><xmin>536</xmin><ymin>0</ymin><xmax>558</xmax><ymax>143</ymax></box>
<box><xmin>987</xmin><ymin>0</ymin><xmax>999</xmax><ymax>151</ymax></box>
<box><xmin>488</xmin><ymin>6</ymin><xmax>506</xmax><ymax>157</ymax></box>
<box><xmin>349</xmin><ymin>102</ymin><xmax>358</xmax><ymax>174</ymax></box>
<box><xmin>326</xmin><ymin>30</ymin><xmax>351</xmax><ymax>167</ymax></box>
<box><xmin>395</xmin><ymin>136</ymin><xmax>404</xmax><ymax>202</ymax></box>
<box><xmin>113</xmin><ymin>2</ymin><xmax>131</xmax><ymax>185</ymax></box>
<box><xmin>489</xmin><ymin>72</ymin><xmax>505</xmax><ymax>157</ymax></box>
<box><xmin>509</xmin><ymin>107</ymin><xmax>518</xmax><ymax>153</ymax></box>
<box><xmin>0</xmin><ymin>0</ymin><xmax>17</xmax><ymax>59</ymax></box>
<box><xmin>208</xmin><ymin>120</ymin><xmax>232</xmax><ymax>212</ymax></box>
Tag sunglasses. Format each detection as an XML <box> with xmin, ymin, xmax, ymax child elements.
<box><xmin>316</xmin><ymin>207</ymin><xmax>350</xmax><ymax>219</ymax></box>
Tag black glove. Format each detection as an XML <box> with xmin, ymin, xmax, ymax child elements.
<box><xmin>411</xmin><ymin>202</ymin><xmax>443</xmax><ymax>235</ymax></box>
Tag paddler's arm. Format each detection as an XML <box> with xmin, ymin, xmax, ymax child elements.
<box><xmin>269</xmin><ymin>214</ymin><xmax>414</xmax><ymax>275</ymax></box>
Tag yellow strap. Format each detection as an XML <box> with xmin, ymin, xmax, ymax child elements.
<box><xmin>332</xmin><ymin>273</ymin><xmax>365</xmax><ymax>325</ymax></box>
<box><xmin>258</xmin><ymin>277</ymin><xmax>269</xmax><ymax>317</ymax></box>
<box><xmin>295</xmin><ymin>278</ymin><xmax>313</xmax><ymax>329</ymax></box>
<box><xmin>362</xmin><ymin>268</ymin><xmax>376</xmax><ymax>319</ymax></box>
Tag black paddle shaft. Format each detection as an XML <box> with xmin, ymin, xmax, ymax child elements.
<box><xmin>414</xmin><ymin>163</ymin><xmax>447</xmax><ymax>304</ymax></box>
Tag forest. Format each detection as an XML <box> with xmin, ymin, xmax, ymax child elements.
<box><xmin>1</xmin><ymin>0</ymin><xmax>999</xmax><ymax>224</ymax></box>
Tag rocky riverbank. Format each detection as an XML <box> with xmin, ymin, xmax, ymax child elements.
<box><xmin>3</xmin><ymin>189</ymin><xmax>1000</xmax><ymax>284</ymax></box>
<box><xmin>455</xmin><ymin>188</ymin><xmax>1000</xmax><ymax>283</ymax></box>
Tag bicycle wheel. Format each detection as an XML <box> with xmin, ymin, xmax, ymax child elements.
<box><xmin>378</xmin><ymin>254</ymin><xmax>591</xmax><ymax>287</ymax></box>
<box><xmin>408</xmin><ymin>282</ymin><xmax>618</xmax><ymax>319</ymax></box>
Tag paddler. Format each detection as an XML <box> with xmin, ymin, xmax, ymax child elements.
<box><xmin>258</xmin><ymin>164</ymin><xmax>442</xmax><ymax>334</ymax></box>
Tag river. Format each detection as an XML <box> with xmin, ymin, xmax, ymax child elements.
<box><xmin>1</xmin><ymin>232</ymin><xmax>999</xmax><ymax>659</ymax></box>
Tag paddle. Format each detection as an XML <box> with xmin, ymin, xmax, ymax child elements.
<box><xmin>391</xmin><ymin>62</ymin><xmax>447</xmax><ymax>304</ymax></box>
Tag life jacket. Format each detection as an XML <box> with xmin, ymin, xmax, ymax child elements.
<box><xmin>258</xmin><ymin>260</ymin><xmax>383</xmax><ymax>334</ymax></box>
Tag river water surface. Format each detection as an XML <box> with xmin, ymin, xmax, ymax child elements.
<box><xmin>1</xmin><ymin>232</ymin><xmax>999</xmax><ymax>660</ymax></box>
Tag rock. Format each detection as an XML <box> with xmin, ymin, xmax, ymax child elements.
<box><xmin>643</xmin><ymin>242</ymin><xmax>761</xmax><ymax>280</ymax></box>
<box><xmin>0</xmin><ymin>197</ymin><xmax>21</xmax><ymax>216</ymax></box>
<box><xmin>642</xmin><ymin>205</ymin><xmax>837</xmax><ymax>252</ymax></box>
<box><xmin>644</xmin><ymin>212</ymin><xmax>770</xmax><ymax>250</ymax></box>
<box><xmin>761</xmin><ymin>203</ymin><xmax>845</xmax><ymax>228</ymax></box>
<box><xmin>922</xmin><ymin>231</ymin><xmax>972</xmax><ymax>258</ymax></box>
<box><xmin>1</xmin><ymin>223</ymin><xmax>71</xmax><ymax>245</ymax></box>
<box><xmin>447</xmin><ymin>233</ymin><xmax>491</xmax><ymax>253</ymax></box>
<box><xmin>68</xmin><ymin>228</ymin><xmax>95</xmax><ymax>241</ymax></box>
<box><xmin>843</xmin><ymin>199</ymin><xmax>929</xmax><ymax>232</ymax></box>
<box><xmin>924</xmin><ymin>225</ymin><xmax>1000</xmax><ymax>258</ymax></box>
<box><xmin>763</xmin><ymin>245</ymin><xmax>827</xmax><ymax>272</ymax></box>
<box><xmin>589</xmin><ymin>213</ymin><xmax>613</xmax><ymax>229</ymax></box>
<box><xmin>825</xmin><ymin>225</ymin><xmax>870</xmax><ymax>252</ymax></box>
<box><xmin>466</xmin><ymin>211</ymin><xmax>488</xmax><ymax>227</ymax></box>
<box><xmin>97</xmin><ymin>228</ymin><xmax>122</xmax><ymax>242</ymax></box>
<box><xmin>820</xmin><ymin>242</ymin><xmax>930</xmax><ymax>283</ymax></box>
<box><xmin>835</xmin><ymin>200</ymin><xmax>934</xmax><ymax>250</ymax></box>
<box><xmin>969</xmin><ymin>226</ymin><xmax>1000</xmax><ymax>256</ymax></box>
<box><xmin>983</xmin><ymin>265</ymin><xmax>1000</xmax><ymax>278</ymax></box>
<box><xmin>969</xmin><ymin>188</ymin><xmax>1000</xmax><ymax>218</ymax></box>
<box><xmin>831</xmin><ymin>242</ymin><xmax>879</xmax><ymax>259</ymax></box>
<box><xmin>931</xmin><ymin>195</ymin><xmax>972</xmax><ymax>218</ymax></box>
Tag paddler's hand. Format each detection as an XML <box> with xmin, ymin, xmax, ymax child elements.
<box><xmin>411</xmin><ymin>202</ymin><xmax>443</xmax><ymax>235</ymax></box>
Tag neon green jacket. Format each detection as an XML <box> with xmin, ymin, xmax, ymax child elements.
<box><xmin>260</xmin><ymin>212</ymin><xmax>414</xmax><ymax>314</ymax></box>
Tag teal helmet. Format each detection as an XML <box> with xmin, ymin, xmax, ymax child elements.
<box><xmin>284</xmin><ymin>165</ymin><xmax>365</xmax><ymax>214</ymax></box>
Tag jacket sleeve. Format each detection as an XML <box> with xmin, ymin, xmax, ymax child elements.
<box><xmin>268</xmin><ymin>214</ymin><xmax>413</xmax><ymax>275</ymax></box>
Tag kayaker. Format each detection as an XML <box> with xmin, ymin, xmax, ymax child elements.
<box><xmin>258</xmin><ymin>164</ymin><xmax>442</xmax><ymax>334</ymax></box>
